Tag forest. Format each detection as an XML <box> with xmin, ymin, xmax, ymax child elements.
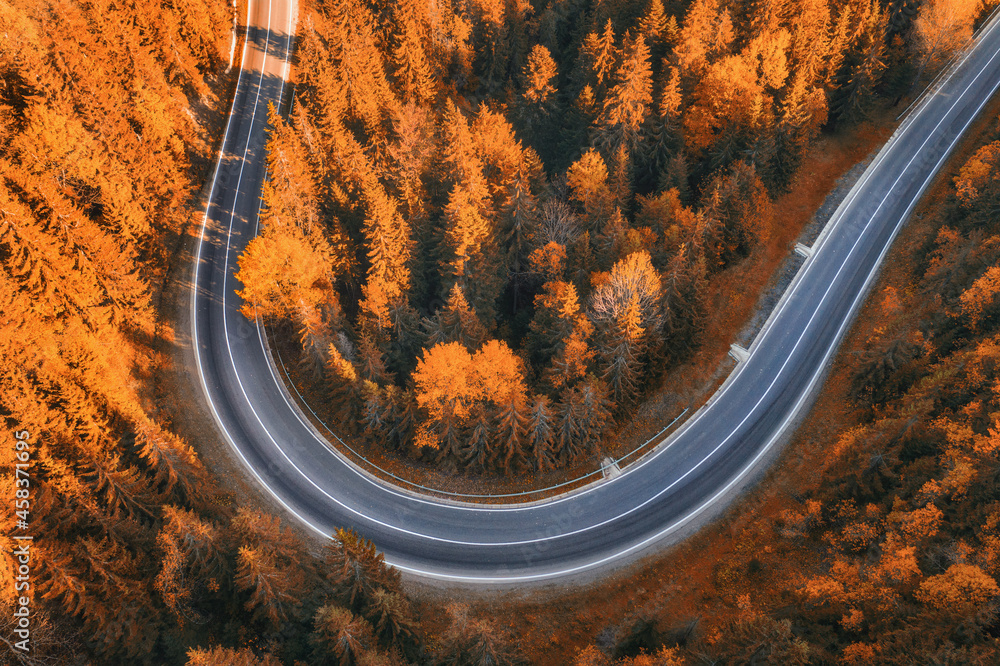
<box><xmin>237</xmin><ymin>0</ymin><xmax>987</xmax><ymax>476</ymax></box>
<box><xmin>1</xmin><ymin>0</ymin><xmax>999</xmax><ymax>662</ymax></box>
<box><xmin>553</xmin><ymin>101</ymin><xmax>1000</xmax><ymax>665</ymax></box>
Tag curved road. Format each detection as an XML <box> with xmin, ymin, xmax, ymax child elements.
<box><xmin>192</xmin><ymin>2</ymin><xmax>1000</xmax><ymax>582</ymax></box>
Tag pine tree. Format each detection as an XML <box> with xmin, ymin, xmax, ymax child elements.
<box><xmin>325</xmin><ymin>528</ymin><xmax>401</xmax><ymax>614</ymax></box>
<box><xmin>386</xmin><ymin>386</ymin><xmax>419</xmax><ymax>450</ymax></box>
<box><xmin>676</xmin><ymin>0</ymin><xmax>735</xmax><ymax>76</ymax></box>
<box><xmin>234</xmin><ymin>546</ymin><xmax>298</xmax><ymax>626</ymax></box>
<box><xmin>525</xmin><ymin>395</ymin><xmax>557</xmax><ymax>471</ymax></box>
<box><xmin>566</xmin><ymin>149</ymin><xmax>615</xmax><ymax>234</ymax></box>
<box><xmin>492</xmin><ymin>391</ymin><xmax>527</xmax><ymax>472</ymax></box>
<box><xmin>545</xmin><ymin>326</ymin><xmax>596</xmax><ymax>391</ymax></box>
<box><xmin>391</xmin><ymin>0</ymin><xmax>437</xmax><ymax>103</ymax></box>
<box><xmin>327</xmin><ymin>343</ymin><xmax>360</xmax><ymax>424</ymax></box>
<box><xmin>555</xmin><ymin>385</ymin><xmax>587</xmax><ymax>463</ymax></box>
<box><xmin>465</xmin><ymin>404</ymin><xmax>493</xmax><ymax>471</ymax></box>
<box><xmin>527</xmin><ymin>280</ymin><xmax>585</xmax><ymax>366</ymax></box>
<box><xmin>577</xmin><ymin>378</ymin><xmax>614</xmax><ymax>454</ymax></box>
<box><xmin>155</xmin><ymin>506</ymin><xmax>227</xmax><ymax>619</ymax></box>
<box><xmin>440</xmin><ymin>102</ymin><xmax>495</xmax><ymax>304</ymax></box>
<box><xmin>601</xmin><ymin>294</ymin><xmax>647</xmax><ymax>407</ymax></box>
<box><xmin>424</xmin><ymin>284</ymin><xmax>489</xmax><ymax>351</ymax></box>
<box><xmin>356</xmin><ymin>334</ymin><xmax>392</xmax><ymax>384</ymax></box>
<box><xmin>597</xmin><ymin>32</ymin><xmax>654</xmax><ymax>157</ymax></box>
<box><xmin>639</xmin><ymin>0</ymin><xmax>669</xmax><ymax>49</ymax></box>
<box><xmin>365</xmin><ymin>588</ymin><xmax>418</xmax><ymax>653</ymax></box>
<box><xmin>591</xmin><ymin>20</ymin><xmax>619</xmax><ymax>91</ymax></box>
<box><xmin>522</xmin><ymin>44</ymin><xmax>559</xmax><ymax>109</ymax></box>
<box><xmin>311</xmin><ymin>605</ymin><xmax>376</xmax><ymax>666</ymax></box>
<box><xmin>361</xmin><ymin>381</ymin><xmax>392</xmax><ymax>442</ymax></box>
<box><xmin>830</xmin><ymin>0</ymin><xmax>888</xmax><ymax>124</ymax></box>
<box><xmin>500</xmin><ymin>164</ymin><xmax>539</xmax><ymax>313</ymax></box>
<box><xmin>437</xmin><ymin>603</ymin><xmax>524</xmax><ymax>666</ymax></box>
<box><xmin>661</xmin><ymin>243</ymin><xmax>708</xmax><ymax>361</ymax></box>
<box><xmin>638</xmin><ymin>67</ymin><xmax>683</xmax><ymax>193</ymax></box>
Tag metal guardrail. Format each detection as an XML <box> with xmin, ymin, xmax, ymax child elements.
<box><xmin>267</xmin><ymin>328</ymin><xmax>690</xmax><ymax>500</ymax></box>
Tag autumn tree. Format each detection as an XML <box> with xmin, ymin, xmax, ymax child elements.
<box><xmin>436</xmin><ymin>603</ymin><xmax>524</xmax><ymax>666</ymax></box>
<box><xmin>912</xmin><ymin>0</ymin><xmax>981</xmax><ymax>80</ymax></box>
<box><xmin>597</xmin><ymin>31</ymin><xmax>654</xmax><ymax>159</ymax></box>
<box><xmin>520</xmin><ymin>44</ymin><xmax>559</xmax><ymax>126</ymax></box>
<box><xmin>830</xmin><ymin>0</ymin><xmax>889</xmax><ymax>123</ymax></box>
<box><xmin>311</xmin><ymin>605</ymin><xmax>377</xmax><ymax>666</ymax></box>
<box><xmin>326</xmin><ymin>529</ymin><xmax>401</xmax><ymax>614</ymax></box>
<box><xmin>675</xmin><ymin>0</ymin><xmax>735</xmax><ymax>76</ymax></box>
<box><xmin>589</xmin><ymin>251</ymin><xmax>662</xmax><ymax>406</ymax></box>
<box><xmin>424</xmin><ymin>284</ymin><xmax>489</xmax><ymax>351</ymax></box>
<box><xmin>567</xmin><ymin>149</ymin><xmax>615</xmax><ymax>233</ymax></box>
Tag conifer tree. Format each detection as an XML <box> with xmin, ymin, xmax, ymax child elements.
<box><xmin>567</xmin><ymin>149</ymin><xmax>615</xmax><ymax>234</ymax></box>
<box><xmin>325</xmin><ymin>528</ymin><xmax>401</xmax><ymax>614</ymax></box>
<box><xmin>528</xmin><ymin>280</ymin><xmax>586</xmax><ymax>365</ymax></box>
<box><xmin>465</xmin><ymin>404</ymin><xmax>493</xmax><ymax>471</ymax></box>
<box><xmin>598</xmin><ymin>32</ymin><xmax>654</xmax><ymax>157</ymax></box>
<box><xmin>391</xmin><ymin>0</ymin><xmax>437</xmax><ymax>103</ymax></box>
<box><xmin>311</xmin><ymin>605</ymin><xmax>376</xmax><ymax>666</ymax></box>
<box><xmin>424</xmin><ymin>284</ymin><xmax>489</xmax><ymax>351</ymax></box>
<box><xmin>661</xmin><ymin>243</ymin><xmax>709</xmax><ymax>361</ymax></box>
<box><xmin>525</xmin><ymin>395</ymin><xmax>557</xmax><ymax>471</ymax></box>
<box><xmin>365</xmin><ymin>588</ymin><xmax>417</xmax><ymax>650</ymax></box>
<box><xmin>493</xmin><ymin>391</ymin><xmax>528</xmax><ymax>472</ymax></box>
<box><xmin>234</xmin><ymin>546</ymin><xmax>298</xmax><ymax>627</ymax></box>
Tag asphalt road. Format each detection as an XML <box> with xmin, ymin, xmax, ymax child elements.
<box><xmin>191</xmin><ymin>3</ymin><xmax>1000</xmax><ymax>582</ymax></box>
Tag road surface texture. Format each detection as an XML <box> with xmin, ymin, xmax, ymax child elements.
<box><xmin>191</xmin><ymin>2</ymin><xmax>1000</xmax><ymax>582</ymax></box>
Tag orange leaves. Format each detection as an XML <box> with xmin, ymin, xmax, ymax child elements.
<box><xmin>535</xmin><ymin>280</ymin><xmax>582</xmax><ymax>321</ymax></box>
<box><xmin>914</xmin><ymin>0</ymin><xmax>982</xmax><ymax>69</ymax></box>
<box><xmin>523</xmin><ymin>44</ymin><xmax>558</xmax><ymax>106</ymax></box>
<box><xmin>413</xmin><ymin>339</ymin><xmax>527</xmax><ymax>422</ymax></box>
<box><xmin>746</xmin><ymin>28</ymin><xmax>792</xmax><ymax>90</ymax></box>
<box><xmin>391</xmin><ymin>0</ymin><xmax>437</xmax><ymax>104</ymax></box>
<box><xmin>916</xmin><ymin>563</ymin><xmax>1000</xmax><ymax>613</ymax></box>
<box><xmin>684</xmin><ymin>55</ymin><xmax>768</xmax><ymax>154</ymax></box>
<box><xmin>567</xmin><ymin>149</ymin><xmax>614</xmax><ymax>229</ymax></box>
<box><xmin>954</xmin><ymin>140</ymin><xmax>1000</xmax><ymax>206</ymax></box>
<box><xmin>15</xmin><ymin>101</ymin><xmax>104</xmax><ymax>184</ymax></box>
<box><xmin>234</xmin><ymin>546</ymin><xmax>297</xmax><ymax>625</ymax></box>
<box><xmin>894</xmin><ymin>503</ymin><xmax>943</xmax><ymax>543</ymax></box>
<box><xmin>876</xmin><ymin>536</ymin><xmax>921</xmax><ymax>584</ymax></box>
<box><xmin>530</xmin><ymin>242</ymin><xmax>568</xmax><ymax>281</ymax></box>
<box><xmin>235</xmin><ymin>225</ymin><xmax>332</xmax><ymax>321</ymax></box>
<box><xmin>581</xmin><ymin>21</ymin><xmax>619</xmax><ymax>88</ymax></box>
<box><xmin>414</xmin><ymin>342</ymin><xmax>477</xmax><ymax>421</ymax></box>
<box><xmin>840</xmin><ymin>643</ymin><xmax>878</xmax><ymax>664</ymax></box>
<box><xmin>237</xmin><ymin>109</ymin><xmax>349</xmax><ymax>326</ymax></box>
<box><xmin>599</xmin><ymin>32</ymin><xmax>654</xmax><ymax>149</ymax></box>
<box><xmin>676</xmin><ymin>0</ymin><xmax>735</xmax><ymax>75</ymax></box>
<box><xmin>802</xmin><ymin>573</ymin><xmax>847</xmax><ymax>605</ymax></box>
<box><xmin>326</xmin><ymin>344</ymin><xmax>358</xmax><ymax>384</ymax></box>
<box><xmin>186</xmin><ymin>646</ymin><xmax>281</xmax><ymax>666</ymax></box>
<box><xmin>959</xmin><ymin>265</ymin><xmax>1000</xmax><ymax>327</ymax></box>
<box><xmin>474</xmin><ymin>340</ymin><xmax>529</xmax><ymax>406</ymax></box>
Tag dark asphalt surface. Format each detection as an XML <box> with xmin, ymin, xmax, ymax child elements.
<box><xmin>191</xmin><ymin>4</ymin><xmax>1000</xmax><ymax>581</ymax></box>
